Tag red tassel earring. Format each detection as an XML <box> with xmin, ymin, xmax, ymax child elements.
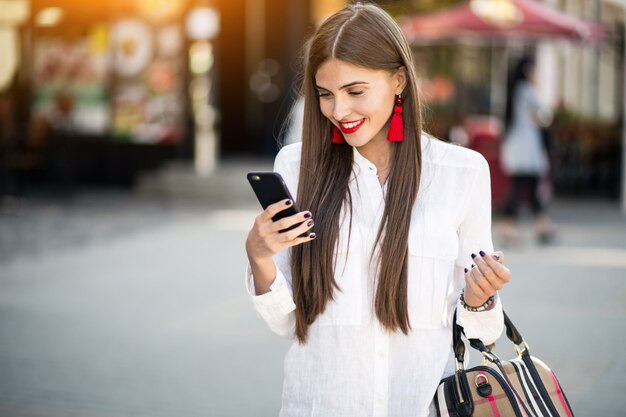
<box><xmin>387</xmin><ymin>94</ymin><xmax>404</xmax><ymax>142</ymax></box>
<box><xmin>331</xmin><ymin>126</ymin><xmax>345</xmax><ymax>144</ymax></box>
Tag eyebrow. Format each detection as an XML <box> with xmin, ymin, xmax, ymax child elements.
<box><xmin>316</xmin><ymin>81</ymin><xmax>369</xmax><ymax>91</ymax></box>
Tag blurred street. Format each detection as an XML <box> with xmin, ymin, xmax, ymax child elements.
<box><xmin>1</xmin><ymin>161</ymin><xmax>625</xmax><ymax>417</ymax></box>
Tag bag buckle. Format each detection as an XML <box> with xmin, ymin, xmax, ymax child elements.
<box><xmin>481</xmin><ymin>350</ymin><xmax>497</xmax><ymax>363</ymax></box>
<box><xmin>514</xmin><ymin>341</ymin><xmax>530</xmax><ymax>357</ymax></box>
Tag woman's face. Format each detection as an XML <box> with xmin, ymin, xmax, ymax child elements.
<box><xmin>315</xmin><ymin>58</ymin><xmax>406</xmax><ymax>149</ymax></box>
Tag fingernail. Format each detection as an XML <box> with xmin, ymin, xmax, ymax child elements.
<box><xmin>309</xmin><ymin>233</ymin><xmax>316</xmax><ymax>239</ymax></box>
<box><xmin>303</xmin><ymin>212</ymin><xmax>311</xmax><ymax>219</ymax></box>
<box><xmin>479</xmin><ymin>250</ymin><xmax>486</xmax><ymax>257</ymax></box>
<box><xmin>471</xmin><ymin>253</ymin><xmax>477</xmax><ymax>259</ymax></box>
<box><xmin>493</xmin><ymin>254</ymin><xmax>500</xmax><ymax>260</ymax></box>
<box><xmin>471</xmin><ymin>264</ymin><xmax>475</xmax><ymax>269</ymax></box>
<box><xmin>307</xmin><ymin>220</ymin><xmax>314</xmax><ymax>227</ymax></box>
<box><xmin>285</xmin><ymin>200</ymin><xmax>292</xmax><ymax>206</ymax></box>
<box><xmin>464</xmin><ymin>268</ymin><xmax>468</xmax><ymax>273</ymax></box>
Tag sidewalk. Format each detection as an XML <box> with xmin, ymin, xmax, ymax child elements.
<box><xmin>0</xmin><ymin>162</ymin><xmax>624</xmax><ymax>417</ymax></box>
<box><xmin>135</xmin><ymin>157</ymin><xmax>273</xmax><ymax>207</ymax></box>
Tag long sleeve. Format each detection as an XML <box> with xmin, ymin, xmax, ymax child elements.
<box><xmin>451</xmin><ymin>153</ymin><xmax>504</xmax><ymax>345</ymax></box>
<box><xmin>245</xmin><ymin>256</ymin><xmax>295</xmax><ymax>337</ymax></box>
<box><xmin>244</xmin><ymin>144</ymin><xmax>302</xmax><ymax>338</ymax></box>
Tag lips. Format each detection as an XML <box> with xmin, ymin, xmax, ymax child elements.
<box><xmin>338</xmin><ymin>119</ymin><xmax>365</xmax><ymax>134</ymax></box>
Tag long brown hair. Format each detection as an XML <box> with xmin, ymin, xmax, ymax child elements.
<box><xmin>291</xmin><ymin>2</ymin><xmax>422</xmax><ymax>343</ymax></box>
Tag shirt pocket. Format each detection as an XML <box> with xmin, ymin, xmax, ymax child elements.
<box><xmin>315</xmin><ymin>226</ymin><xmax>363</xmax><ymax>327</ymax></box>
<box><xmin>406</xmin><ymin>215</ymin><xmax>458</xmax><ymax>328</ymax></box>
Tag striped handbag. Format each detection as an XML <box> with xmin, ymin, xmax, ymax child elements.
<box><xmin>434</xmin><ymin>311</ymin><xmax>574</xmax><ymax>417</ymax></box>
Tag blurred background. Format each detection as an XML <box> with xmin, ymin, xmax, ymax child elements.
<box><xmin>0</xmin><ymin>0</ymin><xmax>625</xmax><ymax>416</ymax></box>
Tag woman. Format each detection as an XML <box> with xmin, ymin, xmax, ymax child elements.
<box><xmin>500</xmin><ymin>56</ymin><xmax>555</xmax><ymax>243</ymax></box>
<box><xmin>245</xmin><ymin>4</ymin><xmax>511</xmax><ymax>416</ymax></box>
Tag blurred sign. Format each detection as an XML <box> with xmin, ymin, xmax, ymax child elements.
<box><xmin>31</xmin><ymin>26</ymin><xmax>109</xmax><ymax>134</ymax></box>
<box><xmin>110</xmin><ymin>19</ymin><xmax>185</xmax><ymax>144</ymax></box>
<box><xmin>111</xmin><ymin>19</ymin><xmax>153</xmax><ymax>78</ymax></box>
<box><xmin>30</xmin><ymin>16</ymin><xmax>186</xmax><ymax>144</ymax></box>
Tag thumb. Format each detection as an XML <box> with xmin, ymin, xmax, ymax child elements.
<box><xmin>492</xmin><ymin>250</ymin><xmax>504</xmax><ymax>264</ymax></box>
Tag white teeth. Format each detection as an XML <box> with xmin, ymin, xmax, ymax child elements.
<box><xmin>341</xmin><ymin>120</ymin><xmax>362</xmax><ymax>129</ymax></box>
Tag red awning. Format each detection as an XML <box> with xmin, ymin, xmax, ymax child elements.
<box><xmin>400</xmin><ymin>0</ymin><xmax>607</xmax><ymax>44</ymax></box>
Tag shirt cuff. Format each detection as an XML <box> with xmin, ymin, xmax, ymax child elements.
<box><xmin>245</xmin><ymin>263</ymin><xmax>288</xmax><ymax>296</ymax></box>
<box><xmin>245</xmin><ymin>263</ymin><xmax>296</xmax><ymax>317</ymax></box>
<box><xmin>456</xmin><ymin>293</ymin><xmax>504</xmax><ymax>345</ymax></box>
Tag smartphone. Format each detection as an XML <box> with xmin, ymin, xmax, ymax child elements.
<box><xmin>247</xmin><ymin>172</ymin><xmax>311</xmax><ymax>237</ymax></box>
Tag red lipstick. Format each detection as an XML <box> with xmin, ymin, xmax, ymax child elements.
<box><xmin>339</xmin><ymin>119</ymin><xmax>365</xmax><ymax>134</ymax></box>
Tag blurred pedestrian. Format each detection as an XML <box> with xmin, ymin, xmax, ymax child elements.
<box><xmin>245</xmin><ymin>3</ymin><xmax>511</xmax><ymax>416</ymax></box>
<box><xmin>500</xmin><ymin>56</ymin><xmax>555</xmax><ymax>244</ymax></box>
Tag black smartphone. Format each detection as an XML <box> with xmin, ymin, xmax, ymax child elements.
<box><xmin>247</xmin><ymin>172</ymin><xmax>311</xmax><ymax>237</ymax></box>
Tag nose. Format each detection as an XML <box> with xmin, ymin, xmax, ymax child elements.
<box><xmin>332</xmin><ymin>96</ymin><xmax>350</xmax><ymax>121</ymax></box>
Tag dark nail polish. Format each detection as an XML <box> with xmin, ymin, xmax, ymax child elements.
<box><xmin>307</xmin><ymin>220</ymin><xmax>314</xmax><ymax>227</ymax></box>
<box><xmin>285</xmin><ymin>200</ymin><xmax>292</xmax><ymax>206</ymax></box>
<box><xmin>493</xmin><ymin>254</ymin><xmax>500</xmax><ymax>260</ymax></box>
<box><xmin>303</xmin><ymin>212</ymin><xmax>312</xmax><ymax>219</ymax></box>
<box><xmin>479</xmin><ymin>250</ymin><xmax>486</xmax><ymax>257</ymax></box>
<box><xmin>471</xmin><ymin>264</ymin><xmax>475</xmax><ymax>269</ymax></box>
<box><xmin>464</xmin><ymin>268</ymin><xmax>468</xmax><ymax>273</ymax></box>
<box><xmin>471</xmin><ymin>253</ymin><xmax>477</xmax><ymax>259</ymax></box>
<box><xmin>309</xmin><ymin>233</ymin><xmax>316</xmax><ymax>239</ymax></box>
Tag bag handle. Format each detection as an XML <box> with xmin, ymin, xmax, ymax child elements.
<box><xmin>450</xmin><ymin>310</ymin><xmax>538</xmax><ymax>417</ymax></box>
<box><xmin>452</xmin><ymin>310</ymin><xmax>530</xmax><ymax>369</ymax></box>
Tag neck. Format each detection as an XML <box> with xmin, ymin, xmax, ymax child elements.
<box><xmin>356</xmin><ymin>135</ymin><xmax>392</xmax><ymax>172</ymax></box>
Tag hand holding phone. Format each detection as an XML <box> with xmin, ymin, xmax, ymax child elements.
<box><xmin>246</xmin><ymin>171</ymin><xmax>315</xmax><ymax>295</ymax></box>
<box><xmin>247</xmin><ymin>172</ymin><xmax>313</xmax><ymax>238</ymax></box>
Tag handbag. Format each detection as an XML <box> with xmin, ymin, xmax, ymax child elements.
<box><xmin>434</xmin><ymin>311</ymin><xmax>574</xmax><ymax>417</ymax></box>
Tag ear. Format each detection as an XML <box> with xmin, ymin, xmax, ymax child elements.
<box><xmin>393</xmin><ymin>66</ymin><xmax>408</xmax><ymax>95</ymax></box>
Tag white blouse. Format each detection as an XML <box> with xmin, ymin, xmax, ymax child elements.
<box><xmin>501</xmin><ymin>81</ymin><xmax>550</xmax><ymax>176</ymax></box>
<box><xmin>246</xmin><ymin>134</ymin><xmax>504</xmax><ymax>417</ymax></box>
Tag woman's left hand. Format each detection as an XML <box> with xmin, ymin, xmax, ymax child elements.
<box><xmin>463</xmin><ymin>250</ymin><xmax>510</xmax><ymax>308</ymax></box>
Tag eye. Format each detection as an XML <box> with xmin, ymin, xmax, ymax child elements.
<box><xmin>349</xmin><ymin>91</ymin><xmax>364</xmax><ymax>96</ymax></box>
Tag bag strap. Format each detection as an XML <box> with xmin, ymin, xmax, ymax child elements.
<box><xmin>452</xmin><ymin>309</ymin><xmax>531</xmax><ymax>366</ymax></box>
<box><xmin>452</xmin><ymin>310</ymin><xmax>466</xmax><ymax>365</ymax></box>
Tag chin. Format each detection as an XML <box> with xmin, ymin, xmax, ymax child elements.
<box><xmin>345</xmin><ymin>138</ymin><xmax>367</xmax><ymax>148</ymax></box>
<box><xmin>343</xmin><ymin>134</ymin><xmax>369</xmax><ymax>147</ymax></box>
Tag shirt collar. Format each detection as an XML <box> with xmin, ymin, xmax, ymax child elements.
<box><xmin>351</xmin><ymin>133</ymin><xmax>430</xmax><ymax>174</ymax></box>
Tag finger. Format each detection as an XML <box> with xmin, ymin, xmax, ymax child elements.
<box><xmin>262</xmin><ymin>199</ymin><xmax>296</xmax><ymax>221</ymax></box>
<box><xmin>283</xmin><ymin>230</ymin><xmax>317</xmax><ymax>249</ymax></box>
<box><xmin>478</xmin><ymin>250</ymin><xmax>511</xmax><ymax>284</ymax></box>
<box><xmin>472</xmin><ymin>251</ymin><xmax>507</xmax><ymax>283</ymax></box>
<box><xmin>492</xmin><ymin>250</ymin><xmax>505</xmax><ymax>264</ymax></box>
<box><xmin>279</xmin><ymin>218</ymin><xmax>315</xmax><ymax>242</ymax></box>
<box><xmin>270</xmin><ymin>210</ymin><xmax>313</xmax><ymax>234</ymax></box>
<box><xmin>464</xmin><ymin>270</ymin><xmax>488</xmax><ymax>300</ymax></box>
<box><xmin>469</xmin><ymin>265</ymin><xmax>497</xmax><ymax>295</ymax></box>
<box><xmin>290</xmin><ymin>232</ymin><xmax>317</xmax><ymax>246</ymax></box>
<box><xmin>474</xmin><ymin>264</ymin><xmax>504</xmax><ymax>292</ymax></box>
<box><xmin>471</xmin><ymin>252</ymin><xmax>492</xmax><ymax>278</ymax></box>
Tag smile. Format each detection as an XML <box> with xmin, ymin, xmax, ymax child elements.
<box><xmin>339</xmin><ymin>119</ymin><xmax>365</xmax><ymax>134</ymax></box>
